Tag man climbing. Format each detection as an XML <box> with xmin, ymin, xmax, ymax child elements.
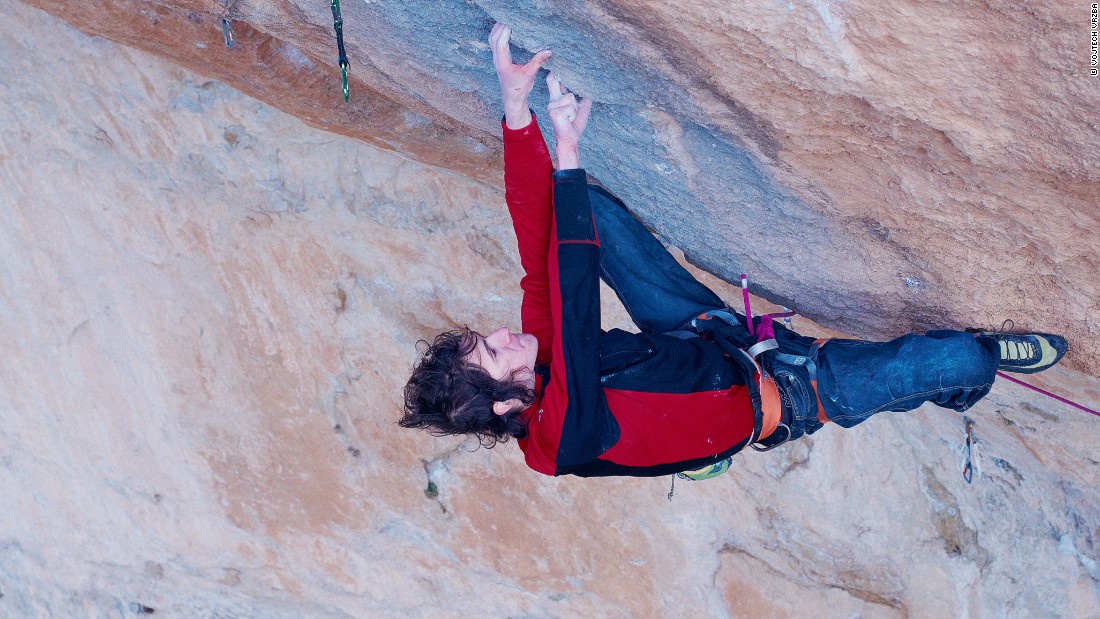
<box><xmin>398</xmin><ymin>23</ymin><xmax>1068</xmax><ymax>478</ymax></box>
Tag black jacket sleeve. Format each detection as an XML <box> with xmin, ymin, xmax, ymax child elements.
<box><xmin>551</xmin><ymin>169</ymin><xmax>620</xmax><ymax>469</ymax></box>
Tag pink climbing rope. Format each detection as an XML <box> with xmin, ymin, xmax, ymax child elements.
<box><xmin>995</xmin><ymin>371</ymin><xmax>1100</xmax><ymax>418</ymax></box>
<box><xmin>740</xmin><ymin>274</ymin><xmax>753</xmax><ymax>336</ymax></box>
<box><xmin>740</xmin><ymin>272</ymin><xmax>795</xmax><ymax>341</ymax></box>
<box><xmin>756</xmin><ymin>311</ymin><xmax>797</xmax><ymax>342</ymax></box>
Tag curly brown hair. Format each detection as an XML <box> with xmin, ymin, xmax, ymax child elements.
<box><xmin>399</xmin><ymin>327</ymin><xmax>535</xmax><ymax>447</ymax></box>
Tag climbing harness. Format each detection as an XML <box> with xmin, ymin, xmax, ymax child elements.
<box><xmin>959</xmin><ymin>416</ymin><xmax>981</xmax><ymax>484</ymax></box>
<box><xmin>330</xmin><ymin>0</ymin><xmax>350</xmax><ymax>102</ymax></box>
<box><xmin>671</xmin><ymin>274</ymin><xmax>822</xmax><ymax>495</ymax></box>
<box><xmin>668</xmin><ymin>276</ymin><xmax>1097</xmax><ymax>497</ymax></box>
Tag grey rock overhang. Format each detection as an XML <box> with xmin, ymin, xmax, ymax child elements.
<box><xmin>28</xmin><ymin>0</ymin><xmax>1100</xmax><ymax>375</ymax></box>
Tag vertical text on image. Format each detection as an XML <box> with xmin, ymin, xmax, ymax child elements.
<box><xmin>1092</xmin><ymin>3</ymin><xmax>1099</xmax><ymax>75</ymax></box>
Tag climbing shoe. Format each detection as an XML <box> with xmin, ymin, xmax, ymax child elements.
<box><xmin>967</xmin><ymin>328</ymin><xmax>1067</xmax><ymax>374</ymax></box>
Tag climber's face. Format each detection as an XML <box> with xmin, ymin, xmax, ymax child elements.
<box><xmin>466</xmin><ymin>327</ymin><xmax>538</xmax><ymax>395</ymax></box>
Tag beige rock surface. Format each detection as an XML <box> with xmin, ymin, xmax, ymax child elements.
<box><xmin>2</xmin><ymin>2</ymin><xmax>1099</xmax><ymax>618</ymax></box>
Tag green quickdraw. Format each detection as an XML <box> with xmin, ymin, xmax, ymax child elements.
<box><xmin>330</xmin><ymin>0</ymin><xmax>350</xmax><ymax>102</ymax></box>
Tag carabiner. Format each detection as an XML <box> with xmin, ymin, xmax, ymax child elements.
<box><xmin>961</xmin><ymin>417</ymin><xmax>978</xmax><ymax>484</ymax></box>
<box><xmin>222</xmin><ymin>17</ymin><xmax>235</xmax><ymax>48</ymax></box>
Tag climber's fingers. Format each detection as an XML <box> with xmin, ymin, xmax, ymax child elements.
<box><xmin>546</xmin><ymin>71</ymin><xmax>564</xmax><ymax>100</ymax></box>
<box><xmin>574</xmin><ymin>97</ymin><xmax>593</xmax><ymax>133</ymax></box>
<box><xmin>547</xmin><ymin>92</ymin><xmax>577</xmax><ymax>115</ymax></box>
<box><xmin>547</xmin><ymin>73</ymin><xmax>587</xmax><ymax>125</ymax></box>
<box><xmin>524</xmin><ymin>50</ymin><xmax>553</xmax><ymax>77</ymax></box>
<box><xmin>489</xmin><ymin>23</ymin><xmax>512</xmax><ymax>69</ymax></box>
<box><xmin>548</xmin><ymin>95</ymin><xmax>580</xmax><ymax>131</ymax></box>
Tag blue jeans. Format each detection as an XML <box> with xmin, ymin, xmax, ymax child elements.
<box><xmin>589</xmin><ymin>186</ymin><xmax>726</xmax><ymax>332</ymax></box>
<box><xmin>588</xmin><ymin>185</ymin><xmax>1000</xmax><ymax>439</ymax></box>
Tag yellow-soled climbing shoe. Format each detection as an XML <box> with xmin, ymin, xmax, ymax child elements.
<box><xmin>970</xmin><ymin>330</ymin><xmax>1068</xmax><ymax>374</ymax></box>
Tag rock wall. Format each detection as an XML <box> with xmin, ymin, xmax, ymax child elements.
<box><xmin>2</xmin><ymin>1</ymin><xmax>1099</xmax><ymax>617</ymax></box>
<box><xmin>21</xmin><ymin>0</ymin><xmax>1100</xmax><ymax>376</ymax></box>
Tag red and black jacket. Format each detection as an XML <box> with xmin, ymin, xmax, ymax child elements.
<box><xmin>504</xmin><ymin>116</ymin><xmax>757</xmax><ymax>477</ymax></box>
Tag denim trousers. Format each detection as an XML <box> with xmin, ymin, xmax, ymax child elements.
<box><xmin>587</xmin><ymin>185</ymin><xmax>1000</xmax><ymax>440</ymax></box>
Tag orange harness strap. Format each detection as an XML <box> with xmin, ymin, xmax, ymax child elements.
<box><xmin>811</xmin><ymin>338</ymin><xmax>831</xmax><ymax>424</ymax></box>
<box><xmin>757</xmin><ymin>337</ymin><xmax>834</xmax><ymax>439</ymax></box>
<box><xmin>756</xmin><ymin>374</ymin><xmax>783</xmax><ymax>441</ymax></box>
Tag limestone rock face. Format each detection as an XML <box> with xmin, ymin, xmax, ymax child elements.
<box><xmin>2</xmin><ymin>1</ymin><xmax>1100</xmax><ymax>618</ymax></box>
<box><xmin>23</xmin><ymin>0</ymin><xmax>1100</xmax><ymax>375</ymax></box>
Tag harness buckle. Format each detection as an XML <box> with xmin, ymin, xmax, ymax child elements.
<box><xmin>747</xmin><ymin>338</ymin><xmax>779</xmax><ymax>359</ymax></box>
<box><xmin>751</xmin><ymin>422</ymin><xmax>792</xmax><ymax>451</ymax></box>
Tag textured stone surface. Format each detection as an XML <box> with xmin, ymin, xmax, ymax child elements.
<box><xmin>2</xmin><ymin>1</ymin><xmax>1100</xmax><ymax>617</ymax></box>
<box><xmin>22</xmin><ymin>0</ymin><xmax>1100</xmax><ymax>376</ymax></box>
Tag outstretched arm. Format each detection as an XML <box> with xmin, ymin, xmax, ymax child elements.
<box><xmin>541</xmin><ymin>73</ymin><xmax>616</xmax><ymax>469</ymax></box>
<box><xmin>491</xmin><ymin>23</ymin><xmax>556</xmax><ymax>365</ymax></box>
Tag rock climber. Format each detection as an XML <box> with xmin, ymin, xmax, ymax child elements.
<box><xmin>398</xmin><ymin>23</ymin><xmax>1067</xmax><ymax>478</ymax></box>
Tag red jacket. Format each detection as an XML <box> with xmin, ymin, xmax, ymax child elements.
<box><xmin>503</xmin><ymin>116</ymin><xmax>758</xmax><ymax>477</ymax></box>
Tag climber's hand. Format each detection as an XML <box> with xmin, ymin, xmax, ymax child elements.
<box><xmin>546</xmin><ymin>72</ymin><xmax>592</xmax><ymax>168</ymax></box>
<box><xmin>490</xmin><ymin>23</ymin><xmax>552</xmax><ymax>129</ymax></box>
